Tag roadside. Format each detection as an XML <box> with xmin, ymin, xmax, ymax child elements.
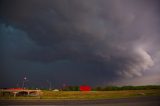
<box><xmin>0</xmin><ymin>96</ymin><xmax>160</xmax><ymax>105</ymax></box>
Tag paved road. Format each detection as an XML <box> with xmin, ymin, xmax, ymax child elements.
<box><xmin>0</xmin><ymin>96</ymin><xmax>160</xmax><ymax>106</ymax></box>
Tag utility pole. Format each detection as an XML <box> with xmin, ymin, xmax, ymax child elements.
<box><xmin>22</xmin><ymin>76</ymin><xmax>27</xmax><ymax>89</ymax></box>
<box><xmin>47</xmin><ymin>80</ymin><xmax>52</xmax><ymax>90</ymax></box>
<box><xmin>16</xmin><ymin>80</ymin><xmax>19</xmax><ymax>88</ymax></box>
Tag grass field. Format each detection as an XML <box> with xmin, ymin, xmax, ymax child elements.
<box><xmin>41</xmin><ymin>90</ymin><xmax>160</xmax><ymax>100</ymax></box>
<box><xmin>1</xmin><ymin>90</ymin><xmax>160</xmax><ymax>100</ymax></box>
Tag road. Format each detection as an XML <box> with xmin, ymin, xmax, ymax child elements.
<box><xmin>0</xmin><ymin>96</ymin><xmax>160</xmax><ymax>106</ymax></box>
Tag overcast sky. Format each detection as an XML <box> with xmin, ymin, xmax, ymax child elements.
<box><xmin>0</xmin><ymin>0</ymin><xmax>160</xmax><ymax>88</ymax></box>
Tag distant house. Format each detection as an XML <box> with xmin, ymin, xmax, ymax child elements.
<box><xmin>80</xmin><ymin>85</ymin><xmax>91</xmax><ymax>91</ymax></box>
<box><xmin>53</xmin><ymin>89</ymin><xmax>59</xmax><ymax>91</ymax></box>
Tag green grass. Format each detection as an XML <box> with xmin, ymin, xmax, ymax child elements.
<box><xmin>1</xmin><ymin>90</ymin><xmax>160</xmax><ymax>100</ymax></box>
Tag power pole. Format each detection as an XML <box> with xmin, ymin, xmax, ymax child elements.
<box><xmin>22</xmin><ymin>76</ymin><xmax>27</xmax><ymax>89</ymax></box>
<box><xmin>47</xmin><ymin>80</ymin><xmax>52</xmax><ymax>90</ymax></box>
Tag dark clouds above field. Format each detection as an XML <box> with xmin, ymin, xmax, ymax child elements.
<box><xmin>0</xmin><ymin>0</ymin><xmax>160</xmax><ymax>88</ymax></box>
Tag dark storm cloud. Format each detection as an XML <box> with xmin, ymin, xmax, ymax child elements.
<box><xmin>0</xmin><ymin>0</ymin><xmax>160</xmax><ymax>87</ymax></box>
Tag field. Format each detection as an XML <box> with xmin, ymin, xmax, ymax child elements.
<box><xmin>1</xmin><ymin>90</ymin><xmax>160</xmax><ymax>100</ymax></box>
<box><xmin>40</xmin><ymin>90</ymin><xmax>160</xmax><ymax>100</ymax></box>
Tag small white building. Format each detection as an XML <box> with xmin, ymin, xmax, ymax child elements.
<box><xmin>53</xmin><ymin>89</ymin><xmax>59</xmax><ymax>91</ymax></box>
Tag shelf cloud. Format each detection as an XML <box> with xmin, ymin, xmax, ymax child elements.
<box><xmin>0</xmin><ymin>0</ymin><xmax>160</xmax><ymax>87</ymax></box>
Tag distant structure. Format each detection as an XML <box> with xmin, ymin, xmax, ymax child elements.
<box><xmin>22</xmin><ymin>76</ymin><xmax>28</xmax><ymax>89</ymax></box>
<box><xmin>53</xmin><ymin>89</ymin><xmax>59</xmax><ymax>92</ymax></box>
<box><xmin>0</xmin><ymin>88</ymin><xmax>42</xmax><ymax>97</ymax></box>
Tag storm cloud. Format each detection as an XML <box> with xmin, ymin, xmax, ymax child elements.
<box><xmin>0</xmin><ymin>0</ymin><xmax>160</xmax><ymax>87</ymax></box>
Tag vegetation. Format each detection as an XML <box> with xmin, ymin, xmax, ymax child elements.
<box><xmin>92</xmin><ymin>85</ymin><xmax>160</xmax><ymax>91</ymax></box>
<box><xmin>0</xmin><ymin>90</ymin><xmax>160</xmax><ymax>100</ymax></box>
<box><xmin>41</xmin><ymin>90</ymin><xmax>160</xmax><ymax>100</ymax></box>
<box><xmin>62</xmin><ymin>85</ymin><xmax>160</xmax><ymax>91</ymax></box>
<box><xmin>0</xmin><ymin>85</ymin><xmax>160</xmax><ymax>100</ymax></box>
<box><xmin>63</xmin><ymin>86</ymin><xmax>80</xmax><ymax>91</ymax></box>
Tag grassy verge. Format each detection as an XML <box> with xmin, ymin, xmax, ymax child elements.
<box><xmin>1</xmin><ymin>90</ymin><xmax>160</xmax><ymax>100</ymax></box>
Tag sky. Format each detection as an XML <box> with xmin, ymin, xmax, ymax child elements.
<box><xmin>0</xmin><ymin>0</ymin><xmax>160</xmax><ymax>88</ymax></box>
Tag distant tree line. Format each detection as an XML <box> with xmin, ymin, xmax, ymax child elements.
<box><xmin>61</xmin><ymin>85</ymin><xmax>160</xmax><ymax>91</ymax></box>
<box><xmin>92</xmin><ymin>85</ymin><xmax>160</xmax><ymax>91</ymax></box>
<box><xmin>62</xmin><ymin>86</ymin><xmax>80</xmax><ymax>91</ymax></box>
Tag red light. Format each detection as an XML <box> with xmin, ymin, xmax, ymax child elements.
<box><xmin>7</xmin><ymin>88</ymin><xmax>24</xmax><ymax>90</ymax></box>
<box><xmin>80</xmin><ymin>86</ymin><xmax>91</xmax><ymax>91</ymax></box>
